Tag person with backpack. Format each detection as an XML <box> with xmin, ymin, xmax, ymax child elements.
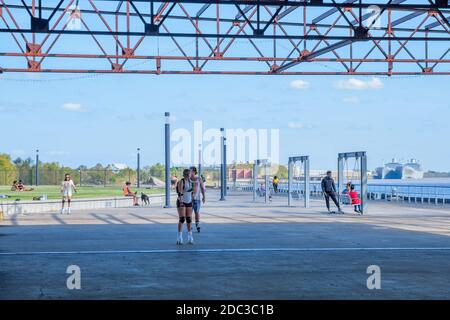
<box><xmin>321</xmin><ymin>171</ymin><xmax>343</xmax><ymax>214</ymax></box>
<box><xmin>176</xmin><ymin>169</ymin><xmax>197</xmax><ymax>245</ymax></box>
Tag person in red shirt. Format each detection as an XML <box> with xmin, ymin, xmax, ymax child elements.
<box><xmin>349</xmin><ymin>184</ymin><xmax>361</xmax><ymax>214</ymax></box>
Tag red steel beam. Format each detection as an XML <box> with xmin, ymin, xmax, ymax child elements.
<box><xmin>0</xmin><ymin>0</ymin><xmax>448</xmax><ymax>75</ymax></box>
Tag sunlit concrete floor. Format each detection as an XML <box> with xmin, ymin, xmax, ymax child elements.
<box><xmin>1</xmin><ymin>192</ymin><xmax>449</xmax><ymax>299</ymax></box>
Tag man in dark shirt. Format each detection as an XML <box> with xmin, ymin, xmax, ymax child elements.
<box><xmin>321</xmin><ymin>171</ymin><xmax>343</xmax><ymax>213</ymax></box>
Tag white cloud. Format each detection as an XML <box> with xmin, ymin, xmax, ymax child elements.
<box><xmin>288</xmin><ymin>121</ymin><xmax>304</xmax><ymax>129</ymax></box>
<box><xmin>62</xmin><ymin>103</ymin><xmax>86</xmax><ymax>112</ymax></box>
<box><xmin>335</xmin><ymin>77</ymin><xmax>383</xmax><ymax>90</ymax></box>
<box><xmin>10</xmin><ymin>149</ymin><xmax>25</xmax><ymax>157</ymax></box>
<box><xmin>342</xmin><ymin>96</ymin><xmax>361</xmax><ymax>104</ymax></box>
<box><xmin>47</xmin><ymin>150</ymin><xmax>69</xmax><ymax>156</ymax></box>
<box><xmin>290</xmin><ymin>80</ymin><xmax>310</xmax><ymax>89</ymax></box>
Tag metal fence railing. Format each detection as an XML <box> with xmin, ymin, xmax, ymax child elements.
<box><xmin>231</xmin><ymin>180</ymin><xmax>450</xmax><ymax>205</ymax></box>
<box><xmin>0</xmin><ymin>169</ymin><xmax>141</xmax><ymax>187</ymax></box>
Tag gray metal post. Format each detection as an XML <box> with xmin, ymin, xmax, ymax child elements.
<box><xmin>35</xmin><ymin>149</ymin><xmax>39</xmax><ymax>186</ymax></box>
<box><xmin>220</xmin><ymin>128</ymin><xmax>225</xmax><ymax>201</ymax></box>
<box><xmin>164</xmin><ymin>112</ymin><xmax>171</xmax><ymax>208</ymax></box>
<box><xmin>361</xmin><ymin>155</ymin><xmax>368</xmax><ymax>214</ymax></box>
<box><xmin>337</xmin><ymin>156</ymin><xmax>344</xmax><ymax>202</ymax></box>
<box><xmin>224</xmin><ymin>137</ymin><xmax>227</xmax><ymax>197</ymax></box>
<box><xmin>264</xmin><ymin>161</ymin><xmax>269</xmax><ymax>204</ymax></box>
<box><xmin>304</xmin><ymin>158</ymin><xmax>310</xmax><ymax>208</ymax></box>
<box><xmin>137</xmin><ymin>148</ymin><xmax>141</xmax><ymax>188</ymax></box>
<box><xmin>288</xmin><ymin>156</ymin><xmax>310</xmax><ymax>208</ymax></box>
<box><xmin>288</xmin><ymin>158</ymin><xmax>293</xmax><ymax>206</ymax></box>
<box><xmin>253</xmin><ymin>160</ymin><xmax>258</xmax><ymax>202</ymax></box>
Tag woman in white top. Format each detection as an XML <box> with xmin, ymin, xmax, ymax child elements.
<box><xmin>61</xmin><ymin>173</ymin><xmax>77</xmax><ymax>214</ymax></box>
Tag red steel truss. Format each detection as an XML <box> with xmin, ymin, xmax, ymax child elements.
<box><xmin>0</xmin><ymin>0</ymin><xmax>449</xmax><ymax>75</ymax></box>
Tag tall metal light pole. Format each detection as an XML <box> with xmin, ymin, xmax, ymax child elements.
<box><xmin>164</xmin><ymin>112</ymin><xmax>171</xmax><ymax>208</ymax></box>
<box><xmin>35</xmin><ymin>149</ymin><xmax>39</xmax><ymax>186</ymax></box>
<box><xmin>223</xmin><ymin>136</ymin><xmax>227</xmax><ymax>197</ymax></box>
<box><xmin>220</xmin><ymin>128</ymin><xmax>225</xmax><ymax>201</ymax></box>
<box><xmin>137</xmin><ymin>148</ymin><xmax>141</xmax><ymax>188</ymax></box>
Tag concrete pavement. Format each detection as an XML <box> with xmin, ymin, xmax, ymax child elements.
<box><xmin>1</xmin><ymin>192</ymin><xmax>449</xmax><ymax>299</ymax></box>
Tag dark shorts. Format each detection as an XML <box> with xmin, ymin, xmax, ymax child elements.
<box><xmin>193</xmin><ymin>200</ymin><xmax>201</xmax><ymax>214</ymax></box>
<box><xmin>176</xmin><ymin>199</ymin><xmax>193</xmax><ymax>208</ymax></box>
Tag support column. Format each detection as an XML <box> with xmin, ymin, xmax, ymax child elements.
<box><xmin>304</xmin><ymin>157</ymin><xmax>310</xmax><ymax>208</ymax></box>
<box><xmin>220</xmin><ymin>128</ymin><xmax>225</xmax><ymax>201</ymax></box>
<box><xmin>164</xmin><ymin>112</ymin><xmax>171</xmax><ymax>208</ymax></box>
<box><xmin>288</xmin><ymin>158</ymin><xmax>293</xmax><ymax>207</ymax></box>
<box><xmin>35</xmin><ymin>149</ymin><xmax>39</xmax><ymax>186</ymax></box>
<box><xmin>224</xmin><ymin>136</ymin><xmax>227</xmax><ymax>197</ymax></box>
<box><xmin>253</xmin><ymin>160</ymin><xmax>258</xmax><ymax>202</ymax></box>
<box><xmin>137</xmin><ymin>148</ymin><xmax>141</xmax><ymax>188</ymax></box>
<box><xmin>361</xmin><ymin>154</ymin><xmax>368</xmax><ymax>214</ymax></box>
<box><xmin>264</xmin><ymin>161</ymin><xmax>269</xmax><ymax>204</ymax></box>
<box><xmin>337</xmin><ymin>156</ymin><xmax>344</xmax><ymax>203</ymax></box>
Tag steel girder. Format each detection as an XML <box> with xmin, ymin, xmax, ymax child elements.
<box><xmin>0</xmin><ymin>0</ymin><xmax>448</xmax><ymax>75</ymax></box>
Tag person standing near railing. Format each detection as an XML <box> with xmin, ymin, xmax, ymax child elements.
<box><xmin>321</xmin><ymin>171</ymin><xmax>343</xmax><ymax>214</ymax></box>
<box><xmin>272</xmin><ymin>176</ymin><xmax>279</xmax><ymax>193</ymax></box>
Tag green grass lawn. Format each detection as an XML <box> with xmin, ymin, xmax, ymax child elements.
<box><xmin>0</xmin><ymin>186</ymin><xmax>164</xmax><ymax>202</ymax></box>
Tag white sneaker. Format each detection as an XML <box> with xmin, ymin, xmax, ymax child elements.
<box><xmin>60</xmin><ymin>208</ymin><xmax>65</xmax><ymax>214</ymax></box>
<box><xmin>176</xmin><ymin>234</ymin><xmax>183</xmax><ymax>245</ymax></box>
<box><xmin>187</xmin><ymin>233</ymin><xmax>194</xmax><ymax>245</ymax></box>
<box><xmin>67</xmin><ymin>208</ymin><xmax>71</xmax><ymax>214</ymax></box>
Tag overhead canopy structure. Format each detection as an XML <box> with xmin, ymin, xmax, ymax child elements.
<box><xmin>0</xmin><ymin>0</ymin><xmax>448</xmax><ymax>75</ymax></box>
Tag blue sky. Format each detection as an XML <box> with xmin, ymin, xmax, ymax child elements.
<box><xmin>0</xmin><ymin>73</ymin><xmax>449</xmax><ymax>171</ymax></box>
<box><xmin>0</xmin><ymin>2</ymin><xmax>449</xmax><ymax>171</ymax></box>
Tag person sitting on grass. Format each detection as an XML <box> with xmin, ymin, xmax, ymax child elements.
<box><xmin>11</xmin><ymin>180</ymin><xmax>18</xmax><ymax>191</ymax></box>
<box><xmin>123</xmin><ymin>181</ymin><xmax>139</xmax><ymax>206</ymax></box>
<box><xmin>17</xmin><ymin>180</ymin><xmax>34</xmax><ymax>192</ymax></box>
<box><xmin>349</xmin><ymin>184</ymin><xmax>362</xmax><ymax>214</ymax></box>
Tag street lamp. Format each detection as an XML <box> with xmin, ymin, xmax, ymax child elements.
<box><xmin>137</xmin><ymin>148</ymin><xmax>141</xmax><ymax>188</ymax></box>
<box><xmin>164</xmin><ymin>112</ymin><xmax>171</xmax><ymax>208</ymax></box>
<box><xmin>35</xmin><ymin>149</ymin><xmax>39</xmax><ymax>186</ymax></box>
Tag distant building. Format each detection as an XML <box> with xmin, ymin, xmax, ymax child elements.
<box><xmin>229</xmin><ymin>168</ymin><xmax>253</xmax><ymax>180</ymax></box>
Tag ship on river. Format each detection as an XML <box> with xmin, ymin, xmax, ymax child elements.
<box><xmin>374</xmin><ymin>159</ymin><xmax>424</xmax><ymax>180</ymax></box>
